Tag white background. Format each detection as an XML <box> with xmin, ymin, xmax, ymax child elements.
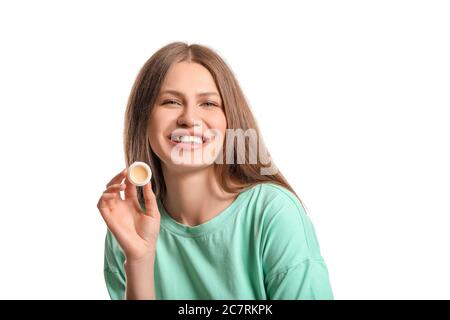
<box><xmin>0</xmin><ymin>0</ymin><xmax>449</xmax><ymax>299</ymax></box>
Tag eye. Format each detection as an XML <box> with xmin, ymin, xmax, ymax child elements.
<box><xmin>202</xmin><ymin>101</ymin><xmax>219</xmax><ymax>107</ymax></box>
<box><xmin>162</xmin><ymin>99</ymin><xmax>181</xmax><ymax>106</ymax></box>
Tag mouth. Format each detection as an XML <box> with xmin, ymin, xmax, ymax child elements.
<box><xmin>167</xmin><ymin>133</ymin><xmax>212</xmax><ymax>149</ymax></box>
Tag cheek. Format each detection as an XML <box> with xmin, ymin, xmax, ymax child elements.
<box><xmin>204</xmin><ymin>112</ymin><xmax>227</xmax><ymax>147</ymax></box>
<box><xmin>147</xmin><ymin>109</ymin><xmax>168</xmax><ymax>147</ymax></box>
<box><xmin>151</xmin><ymin>107</ymin><xmax>170</xmax><ymax>124</ymax></box>
<box><xmin>207</xmin><ymin>111</ymin><xmax>227</xmax><ymax>134</ymax></box>
<box><xmin>149</xmin><ymin>108</ymin><xmax>176</xmax><ymax>132</ymax></box>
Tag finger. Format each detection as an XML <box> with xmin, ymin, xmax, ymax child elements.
<box><xmin>98</xmin><ymin>193</ymin><xmax>115</xmax><ymax>208</ymax></box>
<box><xmin>103</xmin><ymin>183</ymin><xmax>126</xmax><ymax>194</ymax></box>
<box><xmin>143</xmin><ymin>182</ymin><xmax>159</xmax><ymax>219</ymax></box>
<box><xmin>97</xmin><ymin>193</ymin><xmax>115</xmax><ymax>215</ymax></box>
<box><xmin>101</xmin><ymin>193</ymin><xmax>116</xmax><ymax>200</ymax></box>
<box><xmin>106</xmin><ymin>168</ymin><xmax>127</xmax><ymax>188</ymax></box>
<box><xmin>124</xmin><ymin>175</ymin><xmax>140</xmax><ymax>207</ymax></box>
<box><xmin>97</xmin><ymin>197</ymin><xmax>108</xmax><ymax>210</ymax></box>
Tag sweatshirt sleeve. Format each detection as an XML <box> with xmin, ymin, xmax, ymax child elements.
<box><xmin>261</xmin><ymin>187</ymin><xmax>334</xmax><ymax>300</ymax></box>
<box><xmin>103</xmin><ymin>228</ymin><xmax>126</xmax><ymax>300</ymax></box>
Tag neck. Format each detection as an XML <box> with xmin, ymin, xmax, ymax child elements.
<box><xmin>161</xmin><ymin>164</ymin><xmax>238</xmax><ymax>226</ymax></box>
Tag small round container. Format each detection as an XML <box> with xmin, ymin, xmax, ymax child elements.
<box><xmin>127</xmin><ymin>161</ymin><xmax>152</xmax><ymax>186</ymax></box>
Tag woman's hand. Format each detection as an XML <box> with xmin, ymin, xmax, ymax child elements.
<box><xmin>97</xmin><ymin>168</ymin><xmax>161</xmax><ymax>263</ymax></box>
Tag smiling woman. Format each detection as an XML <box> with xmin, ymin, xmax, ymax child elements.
<box><xmin>99</xmin><ymin>41</ymin><xmax>334</xmax><ymax>300</ymax></box>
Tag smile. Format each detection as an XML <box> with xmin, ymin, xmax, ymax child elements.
<box><xmin>167</xmin><ymin>134</ymin><xmax>212</xmax><ymax>149</ymax></box>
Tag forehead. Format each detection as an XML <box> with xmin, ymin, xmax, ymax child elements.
<box><xmin>160</xmin><ymin>61</ymin><xmax>219</xmax><ymax>93</ymax></box>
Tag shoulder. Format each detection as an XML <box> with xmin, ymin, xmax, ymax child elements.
<box><xmin>249</xmin><ymin>183</ymin><xmax>324</xmax><ymax>268</ymax></box>
<box><xmin>239</xmin><ymin>182</ymin><xmax>316</xmax><ymax>251</ymax></box>
<box><xmin>255</xmin><ymin>183</ymin><xmax>308</xmax><ymax>231</ymax></box>
<box><xmin>244</xmin><ymin>182</ymin><xmax>307</xmax><ymax>221</ymax></box>
<box><xmin>257</xmin><ymin>183</ymin><xmax>304</xmax><ymax>207</ymax></box>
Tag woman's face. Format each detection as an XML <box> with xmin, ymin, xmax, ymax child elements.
<box><xmin>148</xmin><ymin>61</ymin><xmax>226</xmax><ymax>171</ymax></box>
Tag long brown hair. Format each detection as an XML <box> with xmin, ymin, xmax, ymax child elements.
<box><xmin>123</xmin><ymin>42</ymin><xmax>307</xmax><ymax>212</ymax></box>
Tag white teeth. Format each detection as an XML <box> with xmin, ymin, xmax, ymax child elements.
<box><xmin>172</xmin><ymin>135</ymin><xmax>203</xmax><ymax>144</ymax></box>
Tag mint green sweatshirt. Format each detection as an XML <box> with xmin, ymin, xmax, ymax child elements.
<box><xmin>104</xmin><ymin>183</ymin><xmax>334</xmax><ymax>300</ymax></box>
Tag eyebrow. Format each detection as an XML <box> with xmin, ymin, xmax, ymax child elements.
<box><xmin>159</xmin><ymin>90</ymin><xmax>221</xmax><ymax>99</ymax></box>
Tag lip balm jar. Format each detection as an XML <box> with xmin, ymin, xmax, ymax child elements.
<box><xmin>127</xmin><ymin>161</ymin><xmax>152</xmax><ymax>186</ymax></box>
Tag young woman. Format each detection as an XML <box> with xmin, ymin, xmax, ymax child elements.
<box><xmin>97</xmin><ymin>42</ymin><xmax>334</xmax><ymax>300</ymax></box>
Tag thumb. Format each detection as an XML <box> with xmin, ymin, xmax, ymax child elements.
<box><xmin>143</xmin><ymin>182</ymin><xmax>159</xmax><ymax>219</ymax></box>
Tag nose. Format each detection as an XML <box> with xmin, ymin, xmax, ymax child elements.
<box><xmin>177</xmin><ymin>103</ymin><xmax>200</xmax><ymax>128</ymax></box>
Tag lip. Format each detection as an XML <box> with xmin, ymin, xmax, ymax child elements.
<box><xmin>166</xmin><ymin>128</ymin><xmax>215</xmax><ymax>145</ymax></box>
<box><xmin>167</xmin><ymin>129</ymin><xmax>210</xmax><ymax>141</ymax></box>
<box><xmin>167</xmin><ymin>136</ymin><xmax>212</xmax><ymax>150</ymax></box>
<box><xmin>167</xmin><ymin>128</ymin><xmax>214</xmax><ymax>150</ymax></box>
